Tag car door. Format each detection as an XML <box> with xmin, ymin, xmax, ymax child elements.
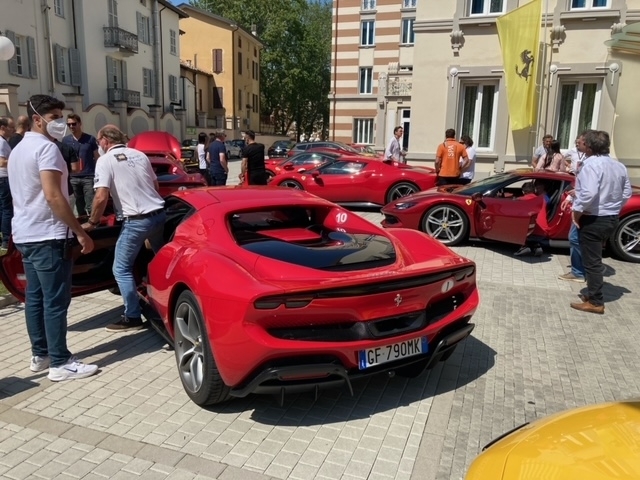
<box><xmin>309</xmin><ymin>160</ymin><xmax>368</xmax><ymax>202</ymax></box>
<box><xmin>0</xmin><ymin>223</ymin><xmax>123</xmax><ymax>302</ymax></box>
<box><xmin>473</xmin><ymin>178</ymin><xmax>544</xmax><ymax>245</ymax></box>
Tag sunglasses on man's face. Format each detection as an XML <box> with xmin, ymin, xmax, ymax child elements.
<box><xmin>67</xmin><ymin>122</ymin><xmax>78</xmax><ymax>127</ymax></box>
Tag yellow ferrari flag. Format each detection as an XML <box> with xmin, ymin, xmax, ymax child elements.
<box><xmin>496</xmin><ymin>0</ymin><xmax>542</xmax><ymax>130</ymax></box>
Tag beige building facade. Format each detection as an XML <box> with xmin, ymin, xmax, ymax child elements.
<box><xmin>177</xmin><ymin>4</ymin><xmax>263</xmax><ymax>139</ymax></box>
<box><xmin>331</xmin><ymin>0</ymin><xmax>640</xmax><ymax>181</ymax></box>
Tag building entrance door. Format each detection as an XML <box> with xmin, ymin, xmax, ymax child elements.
<box><xmin>401</xmin><ymin>109</ymin><xmax>411</xmax><ymax>150</ymax></box>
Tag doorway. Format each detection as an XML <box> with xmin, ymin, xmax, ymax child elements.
<box><xmin>401</xmin><ymin>109</ymin><xmax>411</xmax><ymax>150</ymax></box>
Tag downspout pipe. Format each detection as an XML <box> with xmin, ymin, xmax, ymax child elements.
<box><xmin>71</xmin><ymin>0</ymin><xmax>80</xmax><ymax>94</ymax></box>
<box><xmin>152</xmin><ymin>0</ymin><xmax>163</xmax><ymax>106</ymax></box>
<box><xmin>42</xmin><ymin>0</ymin><xmax>56</xmax><ymax>94</ymax></box>
<box><xmin>331</xmin><ymin>0</ymin><xmax>339</xmax><ymax>141</ymax></box>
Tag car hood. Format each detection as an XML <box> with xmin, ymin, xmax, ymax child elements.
<box><xmin>466</xmin><ymin>401</ymin><xmax>640</xmax><ymax>480</ymax></box>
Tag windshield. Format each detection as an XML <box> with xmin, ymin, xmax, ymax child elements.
<box><xmin>454</xmin><ymin>173</ymin><xmax>515</xmax><ymax>196</ymax></box>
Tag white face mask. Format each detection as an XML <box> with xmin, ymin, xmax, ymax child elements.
<box><xmin>44</xmin><ymin>118</ymin><xmax>68</xmax><ymax>142</ymax></box>
<box><xmin>98</xmin><ymin>145</ymin><xmax>106</xmax><ymax>156</ymax></box>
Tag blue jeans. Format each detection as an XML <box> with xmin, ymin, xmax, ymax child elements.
<box><xmin>0</xmin><ymin>177</ymin><xmax>13</xmax><ymax>246</ymax></box>
<box><xmin>16</xmin><ymin>240</ymin><xmax>72</xmax><ymax>367</ymax></box>
<box><xmin>113</xmin><ymin>211</ymin><xmax>166</xmax><ymax>318</ymax></box>
<box><xmin>210</xmin><ymin>172</ymin><xmax>228</xmax><ymax>186</ymax></box>
<box><xmin>569</xmin><ymin>222</ymin><xmax>584</xmax><ymax>278</ymax></box>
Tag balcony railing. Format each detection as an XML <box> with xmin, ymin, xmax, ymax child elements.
<box><xmin>403</xmin><ymin>0</ymin><xmax>416</xmax><ymax>7</ymax></box>
<box><xmin>103</xmin><ymin>26</ymin><xmax>138</xmax><ymax>54</ymax></box>
<box><xmin>362</xmin><ymin>0</ymin><xmax>376</xmax><ymax>10</ymax></box>
<box><xmin>107</xmin><ymin>88</ymin><xmax>141</xmax><ymax>107</ymax></box>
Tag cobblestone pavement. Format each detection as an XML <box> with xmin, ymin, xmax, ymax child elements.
<box><xmin>1</xmin><ymin>161</ymin><xmax>639</xmax><ymax>479</ymax></box>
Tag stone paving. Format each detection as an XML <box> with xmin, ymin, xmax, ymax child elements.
<box><xmin>1</xmin><ymin>161</ymin><xmax>639</xmax><ymax>479</ymax></box>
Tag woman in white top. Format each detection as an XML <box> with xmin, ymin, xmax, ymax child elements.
<box><xmin>459</xmin><ymin>135</ymin><xmax>476</xmax><ymax>185</ymax></box>
<box><xmin>196</xmin><ymin>132</ymin><xmax>211</xmax><ymax>185</ymax></box>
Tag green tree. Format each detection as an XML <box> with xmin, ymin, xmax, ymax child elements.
<box><xmin>190</xmin><ymin>0</ymin><xmax>331</xmax><ymax>137</ymax></box>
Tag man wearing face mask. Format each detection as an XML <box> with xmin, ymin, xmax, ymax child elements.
<box><xmin>7</xmin><ymin>94</ymin><xmax>97</xmax><ymax>381</ymax></box>
<box><xmin>82</xmin><ymin>125</ymin><xmax>165</xmax><ymax>332</ymax></box>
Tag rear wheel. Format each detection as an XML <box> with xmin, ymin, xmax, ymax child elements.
<box><xmin>174</xmin><ymin>290</ymin><xmax>231</xmax><ymax>406</ymax></box>
<box><xmin>610</xmin><ymin>214</ymin><xmax>640</xmax><ymax>263</ymax></box>
<box><xmin>421</xmin><ymin>205</ymin><xmax>469</xmax><ymax>246</ymax></box>
<box><xmin>278</xmin><ymin>179</ymin><xmax>304</xmax><ymax>190</ymax></box>
<box><xmin>386</xmin><ymin>182</ymin><xmax>419</xmax><ymax>204</ymax></box>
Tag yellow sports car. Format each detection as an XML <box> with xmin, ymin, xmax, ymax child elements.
<box><xmin>466</xmin><ymin>401</ymin><xmax>640</xmax><ymax>480</ymax></box>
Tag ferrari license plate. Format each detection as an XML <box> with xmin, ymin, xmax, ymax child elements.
<box><xmin>358</xmin><ymin>337</ymin><xmax>428</xmax><ymax>370</ymax></box>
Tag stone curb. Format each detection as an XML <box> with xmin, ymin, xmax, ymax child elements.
<box><xmin>0</xmin><ymin>293</ymin><xmax>19</xmax><ymax>309</ymax></box>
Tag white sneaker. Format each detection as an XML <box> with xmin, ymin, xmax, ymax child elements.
<box><xmin>534</xmin><ymin>247</ymin><xmax>543</xmax><ymax>256</ymax></box>
<box><xmin>30</xmin><ymin>355</ymin><xmax>50</xmax><ymax>372</ymax></box>
<box><xmin>48</xmin><ymin>358</ymin><xmax>98</xmax><ymax>382</ymax></box>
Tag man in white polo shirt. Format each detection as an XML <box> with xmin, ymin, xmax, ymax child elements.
<box><xmin>82</xmin><ymin>125</ymin><xmax>166</xmax><ymax>332</ymax></box>
<box><xmin>8</xmin><ymin>94</ymin><xmax>97</xmax><ymax>381</ymax></box>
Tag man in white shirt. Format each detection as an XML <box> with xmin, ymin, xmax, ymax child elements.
<box><xmin>0</xmin><ymin>116</ymin><xmax>15</xmax><ymax>250</ymax></box>
<box><xmin>384</xmin><ymin>126</ymin><xmax>407</xmax><ymax>164</ymax></box>
<box><xmin>8</xmin><ymin>95</ymin><xmax>97</xmax><ymax>381</ymax></box>
<box><xmin>82</xmin><ymin>125</ymin><xmax>166</xmax><ymax>332</ymax></box>
<box><xmin>531</xmin><ymin>134</ymin><xmax>553</xmax><ymax>168</ymax></box>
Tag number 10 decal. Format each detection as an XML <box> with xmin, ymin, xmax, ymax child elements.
<box><xmin>336</xmin><ymin>212</ymin><xmax>348</xmax><ymax>224</ymax></box>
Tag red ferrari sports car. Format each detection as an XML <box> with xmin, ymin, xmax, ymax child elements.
<box><xmin>272</xmin><ymin>158</ymin><xmax>438</xmax><ymax>208</ymax></box>
<box><xmin>381</xmin><ymin>170</ymin><xmax>640</xmax><ymax>263</ymax></box>
<box><xmin>265</xmin><ymin>152</ymin><xmax>339</xmax><ymax>181</ymax></box>
<box><xmin>0</xmin><ymin>188</ymin><xmax>478</xmax><ymax>406</ymax></box>
<box><xmin>128</xmin><ymin>131</ymin><xmax>207</xmax><ymax>196</ymax></box>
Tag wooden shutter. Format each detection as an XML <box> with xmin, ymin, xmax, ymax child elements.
<box><xmin>122</xmin><ymin>60</ymin><xmax>128</xmax><ymax>89</ymax></box>
<box><xmin>106</xmin><ymin>57</ymin><xmax>115</xmax><ymax>88</ymax></box>
<box><xmin>6</xmin><ymin>31</ymin><xmax>18</xmax><ymax>75</ymax></box>
<box><xmin>54</xmin><ymin>44</ymin><xmax>64</xmax><ymax>83</ymax></box>
<box><xmin>136</xmin><ymin>12</ymin><xmax>143</xmax><ymax>42</ymax></box>
<box><xmin>69</xmin><ymin>48</ymin><xmax>81</xmax><ymax>86</ymax></box>
<box><xmin>27</xmin><ymin>36</ymin><xmax>38</xmax><ymax>78</ymax></box>
<box><xmin>213</xmin><ymin>49</ymin><xmax>222</xmax><ymax>74</ymax></box>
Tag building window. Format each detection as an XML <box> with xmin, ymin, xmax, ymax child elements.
<box><xmin>54</xmin><ymin>0</ymin><xmax>65</xmax><ymax>17</ymax></box>
<box><xmin>401</xmin><ymin>19</ymin><xmax>415</xmax><ymax>44</ymax></box>
<box><xmin>254</xmin><ymin>47</ymin><xmax>258</xmax><ymax>57</ymax></box>
<box><xmin>142</xmin><ymin>68</ymin><xmax>155</xmax><ymax>97</ymax></box>
<box><xmin>238</xmin><ymin>90</ymin><xmax>242</xmax><ymax>111</ymax></box>
<box><xmin>106</xmin><ymin>57</ymin><xmax>127</xmax><ymax>89</ymax></box>
<box><xmin>353</xmin><ymin>119</ymin><xmax>374</xmax><ymax>144</ymax></box>
<box><xmin>137</xmin><ymin>13</ymin><xmax>152</xmax><ymax>45</ymax></box>
<box><xmin>469</xmin><ymin>0</ymin><xmax>504</xmax><ymax>15</ymax></box>
<box><xmin>238</xmin><ymin>37</ymin><xmax>242</xmax><ymax>48</ymax></box>
<box><xmin>238</xmin><ymin>52</ymin><xmax>243</xmax><ymax>74</ymax></box>
<box><xmin>108</xmin><ymin>0</ymin><xmax>118</xmax><ymax>27</ymax></box>
<box><xmin>556</xmin><ymin>80</ymin><xmax>600</xmax><ymax>149</ymax></box>
<box><xmin>213</xmin><ymin>49</ymin><xmax>223</xmax><ymax>73</ymax></box>
<box><xmin>359</xmin><ymin>67</ymin><xmax>373</xmax><ymax>94</ymax></box>
<box><xmin>7</xmin><ymin>32</ymin><xmax>37</xmax><ymax>79</ymax></box>
<box><xmin>213</xmin><ymin>87</ymin><xmax>223</xmax><ymax>108</ymax></box>
<box><xmin>54</xmin><ymin>44</ymin><xmax>70</xmax><ymax>84</ymax></box>
<box><xmin>459</xmin><ymin>82</ymin><xmax>499</xmax><ymax>150</ymax></box>
<box><xmin>403</xmin><ymin>0</ymin><xmax>417</xmax><ymax>8</ymax></box>
<box><xmin>169</xmin><ymin>30</ymin><xmax>177</xmax><ymax>55</ymax></box>
<box><xmin>361</xmin><ymin>20</ymin><xmax>375</xmax><ymax>46</ymax></box>
<box><xmin>362</xmin><ymin>0</ymin><xmax>376</xmax><ymax>10</ymax></box>
<box><xmin>169</xmin><ymin>75</ymin><xmax>178</xmax><ymax>102</ymax></box>
<box><xmin>571</xmin><ymin>0</ymin><xmax>610</xmax><ymax>9</ymax></box>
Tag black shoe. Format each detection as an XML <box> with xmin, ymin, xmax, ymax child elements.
<box><xmin>105</xmin><ymin>316</ymin><xmax>144</xmax><ymax>332</ymax></box>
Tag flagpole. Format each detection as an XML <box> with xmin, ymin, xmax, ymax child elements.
<box><xmin>534</xmin><ymin>0</ymin><xmax>550</xmax><ymax>149</ymax></box>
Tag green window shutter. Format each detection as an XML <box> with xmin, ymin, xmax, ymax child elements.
<box><xmin>106</xmin><ymin>57</ymin><xmax>115</xmax><ymax>88</ymax></box>
<box><xmin>27</xmin><ymin>36</ymin><xmax>38</xmax><ymax>78</ymax></box>
<box><xmin>6</xmin><ymin>31</ymin><xmax>18</xmax><ymax>76</ymax></box>
<box><xmin>122</xmin><ymin>61</ymin><xmax>127</xmax><ymax>89</ymax></box>
<box><xmin>69</xmin><ymin>48</ymin><xmax>81</xmax><ymax>86</ymax></box>
<box><xmin>54</xmin><ymin>44</ymin><xmax>64</xmax><ymax>83</ymax></box>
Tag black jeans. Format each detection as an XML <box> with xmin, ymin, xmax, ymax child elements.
<box><xmin>199</xmin><ymin>169</ymin><xmax>211</xmax><ymax>186</ymax></box>
<box><xmin>211</xmin><ymin>172</ymin><xmax>228</xmax><ymax>186</ymax></box>
<box><xmin>578</xmin><ymin>215</ymin><xmax>618</xmax><ymax>306</ymax></box>
<box><xmin>436</xmin><ymin>176</ymin><xmax>461</xmax><ymax>186</ymax></box>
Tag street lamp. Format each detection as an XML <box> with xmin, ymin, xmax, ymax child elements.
<box><xmin>0</xmin><ymin>32</ymin><xmax>15</xmax><ymax>61</ymax></box>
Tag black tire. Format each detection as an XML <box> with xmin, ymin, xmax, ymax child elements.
<box><xmin>278</xmin><ymin>179</ymin><xmax>304</xmax><ymax>190</ymax></box>
<box><xmin>385</xmin><ymin>182</ymin><xmax>419</xmax><ymax>204</ymax></box>
<box><xmin>610</xmin><ymin>214</ymin><xmax>640</xmax><ymax>263</ymax></box>
<box><xmin>173</xmin><ymin>290</ymin><xmax>231</xmax><ymax>406</ymax></box>
<box><xmin>421</xmin><ymin>205</ymin><xmax>469</xmax><ymax>246</ymax></box>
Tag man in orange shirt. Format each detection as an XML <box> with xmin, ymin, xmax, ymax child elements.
<box><xmin>435</xmin><ymin>128</ymin><xmax>469</xmax><ymax>186</ymax></box>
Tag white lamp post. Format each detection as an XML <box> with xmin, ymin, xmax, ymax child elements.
<box><xmin>0</xmin><ymin>33</ymin><xmax>16</xmax><ymax>61</ymax></box>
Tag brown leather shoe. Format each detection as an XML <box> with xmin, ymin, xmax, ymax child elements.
<box><xmin>570</xmin><ymin>301</ymin><xmax>604</xmax><ymax>314</ymax></box>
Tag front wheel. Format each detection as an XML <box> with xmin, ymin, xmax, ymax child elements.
<box><xmin>386</xmin><ymin>182</ymin><xmax>419</xmax><ymax>204</ymax></box>
<box><xmin>610</xmin><ymin>214</ymin><xmax>640</xmax><ymax>263</ymax></box>
<box><xmin>278</xmin><ymin>179</ymin><xmax>304</xmax><ymax>190</ymax></box>
<box><xmin>421</xmin><ymin>205</ymin><xmax>469</xmax><ymax>246</ymax></box>
<box><xmin>173</xmin><ymin>290</ymin><xmax>231</xmax><ymax>406</ymax></box>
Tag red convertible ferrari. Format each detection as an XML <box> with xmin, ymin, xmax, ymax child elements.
<box><xmin>265</xmin><ymin>152</ymin><xmax>338</xmax><ymax>181</ymax></box>
<box><xmin>0</xmin><ymin>188</ymin><xmax>479</xmax><ymax>406</ymax></box>
<box><xmin>381</xmin><ymin>170</ymin><xmax>640</xmax><ymax>263</ymax></box>
<box><xmin>272</xmin><ymin>157</ymin><xmax>438</xmax><ymax>207</ymax></box>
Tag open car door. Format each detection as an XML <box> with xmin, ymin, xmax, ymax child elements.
<box><xmin>0</xmin><ymin>222</ymin><xmax>122</xmax><ymax>302</ymax></box>
<box><xmin>474</xmin><ymin>195</ymin><xmax>544</xmax><ymax>245</ymax></box>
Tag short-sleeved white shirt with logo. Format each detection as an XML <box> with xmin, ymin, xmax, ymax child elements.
<box><xmin>93</xmin><ymin>145</ymin><xmax>164</xmax><ymax>217</ymax></box>
<box><xmin>8</xmin><ymin>132</ymin><xmax>71</xmax><ymax>243</ymax></box>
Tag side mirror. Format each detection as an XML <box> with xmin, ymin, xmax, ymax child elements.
<box><xmin>284</xmin><ymin>164</ymin><xmax>294</xmax><ymax>171</ymax></box>
<box><xmin>312</xmin><ymin>171</ymin><xmax>320</xmax><ymax>178</ymax></box>
<box><xmin>471</xmin><ymin>192</ymin><xmax>486</xmax><ymax>209</ymax></box>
